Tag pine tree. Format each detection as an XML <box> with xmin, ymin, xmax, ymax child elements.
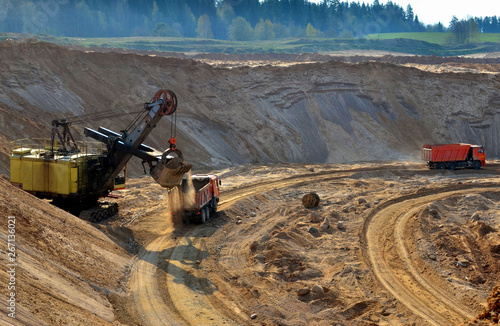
<box><xmin>406</xmin><ymin>4</ymin><xmax>414</xmax><ymax>22</ymax></box>
<box><xmin>229</xmin><ymin>16</ymin><xmax>253</xmax><ymax>41</ymax></box>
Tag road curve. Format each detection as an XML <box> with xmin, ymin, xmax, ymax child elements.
<box><xmin>129</xmin><ymin>235</ymin><xmax>188</xmax><ymax>325</ymax></box>
<box><xmin>128</xmin><ymin>167</ymin><xmax>358</xmax><ymax>325</ymax></box>
<box><xmin>129</xmin><ymin>164</ymin><xmax>499</xmax><ymax>325</ymax></box>
<box><xmin>362</xmin><ymin>185</ymin><xmax>500</xmax><ymax>325</ymax></box>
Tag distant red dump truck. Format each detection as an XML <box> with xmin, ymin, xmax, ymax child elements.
<box><xmin>181</xmin><ymin>174</ymin><xmax>220</xmax><ymax>223</ymax></box>
<box><xmin>421</xmin><ymin>144</ymin><xmax>486</xmax><ymax>170</ymax></box>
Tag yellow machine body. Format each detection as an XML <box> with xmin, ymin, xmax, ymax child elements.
<box><xmin>10</xmin><ymin>152</ymin><xmax>80</xmax><ymax>195</ymax></box>
<box><xmin>9</xmin><ymin>139</ymin><xmax>122</xmax><ymax>197</ymax></box>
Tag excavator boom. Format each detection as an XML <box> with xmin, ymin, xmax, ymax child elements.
<box><xmin>84</xmin><ymin>90</ymin><xmax>192</xmax><ymax>192</ymax></box>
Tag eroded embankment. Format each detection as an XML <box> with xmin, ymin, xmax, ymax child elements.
<box><xmin>0</xmin><ymin>174</ymin><xmax>131</xmax><ymax>325</ymax></box>
<box><xmin>0</xmin><ymin>40</ymin><xmax>499</xmax><ymax>176</ymax></box>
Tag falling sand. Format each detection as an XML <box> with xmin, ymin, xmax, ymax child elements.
<box><xmin>166</xmin><ymin>172</ymin><xmax>196</xmax><ymax>228</ymax></box>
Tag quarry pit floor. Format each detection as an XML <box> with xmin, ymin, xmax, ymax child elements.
<box><xmin>106</xmin><ymin>161</ymin><xmax>500</xmax><ymax>325</ymax></box>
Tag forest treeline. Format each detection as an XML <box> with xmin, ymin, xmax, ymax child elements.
<box><xmin>1</xmin><ymin>0</ymin><xmax>499</xmax><ymax>42</ymax></box>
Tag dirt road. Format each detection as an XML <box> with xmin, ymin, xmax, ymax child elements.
<box><xmin>123</xmin><ymin>163</ymin><xmax>500</xmax><ymax>325</ymax></box>
<box><xmin>363</xmin><ymin>185</ymin><xmax>500</xmax><ymax>325</ymax></box>
<box><xmin>128</xmin><ymin>166</ymin><xmax>361</xmax><ymax>324</ymax></box>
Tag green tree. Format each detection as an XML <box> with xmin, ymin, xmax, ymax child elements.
<box><xmin>181</xmin><ymin>4</ymin><xmax>197</xmax><ymax>37</ymax></box>
<box><xmin>196</xmin><ymin>14</ymin><xmax>214</xmax><ymax>38</ymax></box>
<box><xmin>273</xmin><ymin>23</ymin><xmax>290</xmax><ymax>39</ymax></box>
<box><xmin>449</xmin><ymin>16</ymin><xmax>479</xmax><ymax>44</ymax></box>
<box><xmin>406</xmin><ymin>4</ymin><xmax>414</xmax><ymax>22</ymax></box>
<box><xmin>152</xmin><ymin>22</ymin><xmax>181</xmax><ymax>37</ymax></box>
<box><xmin>229</xmin><ymin>16</ymin><xmax>253</xmax><ymax>41</ymax></box>
<box><xmin>217</xmin><ymin>1</ymin><xmax>235</xmax><ymax>26</ymax></box>
<box><xmin>413</xmin><ymin>15</ymin><xmax>425</xmax><ymax>32</ymax></box>
<box><xmin>255</xmin><ymin>19</ymin><xmax>275</xmax><ymax>40</ymax></box>
<box><xmin>306</xmin><ymin>22</ymin><xmax>316</xmax><ymax>37</ymax></box>
<box><xmin>468</xmin><ymin>18</ymin><xmax>480</xmax><ymax>42</ymax></box>
<box><xmin>216</xmin><ymin>0</ymin><xmax>235</xmax><ymax>39</ymax></box>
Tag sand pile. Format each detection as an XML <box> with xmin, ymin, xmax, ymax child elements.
<box><xmin>476</xmin><ymin>282</ymin><xmax>500</xmax><ymax>323</ymax></box>
<box><xmin>0</xmin><ymin>174</ymin><xmax>130</xmax><ymax>326</ymax></box>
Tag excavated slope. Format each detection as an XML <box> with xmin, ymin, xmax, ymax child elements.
<box><xmin>0</xmin><ymin>174</ymin><xmax>131</xmax><ymax>325</ymax></box>
<box><xmin>0</xmin><ymin>40</ymin><xmax>499</xmax><ymax>175</ymax></box>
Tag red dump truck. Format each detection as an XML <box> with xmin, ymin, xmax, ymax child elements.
<box><xmin>421</xmin><ymin>144</ymin><xmax>486</xmax><ymax>170</ymax></box>
<box><xmin>180</xmin><ymin>174</ymin><xmax>220</xmax><ymax>223</ymax></box>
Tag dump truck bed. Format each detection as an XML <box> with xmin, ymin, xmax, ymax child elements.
<box><xmin>421</xmin><ymin>144</ymin><xmax>471</xmax><ymax>162</ymax></box>
<box><xmin>180</xmin><ymin>174</ymin><xmax>220</xmax><ymax>223</ymax></box>
<box><xmin>181</xmin><ymin>175</ymin><xmax>218</xmax><ymax>211</ymax></box>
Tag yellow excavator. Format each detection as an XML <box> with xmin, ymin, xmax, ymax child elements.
<box><xmin>10</xmin><ymin>90</ymin><xmax>192</xmax><ymax>221</ymax></box>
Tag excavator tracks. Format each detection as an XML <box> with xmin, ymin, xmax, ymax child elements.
<box><xmin>79</xmin><ymin>202</ymin><xmax>119</xmax><ymax>223</ymax></box>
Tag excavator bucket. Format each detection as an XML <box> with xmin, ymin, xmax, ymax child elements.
<box><xmin>152</xmin><ymin>156</ymin><xmax>192</xmax><ymax>189</ymax></box>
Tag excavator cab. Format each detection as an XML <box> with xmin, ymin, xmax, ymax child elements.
<box><xmin>113</xmin><ymin>167</ymin><xmax>126</xmax><ymax>191</ymax></box>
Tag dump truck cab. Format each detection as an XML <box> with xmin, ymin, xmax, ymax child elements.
<box><xmin>470</xmin><ymin>146</ymin><xmax>486</xmax><ymax>167</ymax></box>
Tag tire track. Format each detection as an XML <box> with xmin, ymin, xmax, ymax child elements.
<box><xmin>128</xmin><ymin>168</ymin><xmax>354</xmax><ymax>325</ymax></box>
<box><xmin>129</xmin><ymin>235</ymin><xmax>188</xmax><ymax>326</ymax></box>
<box><xmin>362</xmin><ymin>184</ymin><xmax>500</xmax><ymax>325</ymax></box>
<box><xmin>129</xmin><ymin>163</ymin><xmax>499</xmax><ymax>325</ymax></box>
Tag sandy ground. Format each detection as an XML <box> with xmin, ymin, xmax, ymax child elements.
<box><xmin>96</xmin><ymin>161</ymin><xmax>500</xmax><ymax>326</ymax></box>
<box><xmin>1</xmin><ymin>158</ymin><xmax>499</xmax><ymax>325</ymax></box>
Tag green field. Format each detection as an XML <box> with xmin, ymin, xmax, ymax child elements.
<box><xmin>365</xmin><ymin>32</ymin><xmax>500</xmax><ymax>45</ymax></box>
<box><xmin>3</xmin><ymin>32</ymin><xmax>500</xmax><ymax>56</ymax></box>
<box><xmin>64</xmin><ymin>36</ymin><xmax>304</xmax><ymax>53</ymax></box>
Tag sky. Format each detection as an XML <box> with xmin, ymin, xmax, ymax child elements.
<box><xmin>312</xmin><ymin>0</ymin><xmax>498</xmax><ymax>26</ymax></box>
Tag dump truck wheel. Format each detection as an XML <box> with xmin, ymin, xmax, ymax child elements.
<box><xmin>205</xmin><ymin>206</ymin><xmax>210</xmax><ymax>221</ymax></box>
<box><xmin>473</xmin><ymin>160</ymin><xmax>481</xmax><ymax>170</ymax></box>
<box><xmin>302</xmin><ymin>192</ymin><xmax>320</xmax><ymax>208</ymax></box>
<box><xmin>448</xmin><ymin>162</ymin><xmax>457</xmax><ymax>170</ymax></box>
<box><xmin>200</xmin><ymin>209</ymin><xmax>207</xmax><ymax>224</ymax></box>
<box><xmin>210</xmin><ymin>199</ymin><xmax>218</xmax><ymax>214</ymax></box>
<box><xmin>438</xmin><ymin>162</ymin><xmax>446</xmax><ymax>170</ymax></box>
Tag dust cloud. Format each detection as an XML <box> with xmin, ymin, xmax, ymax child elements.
<box><xmin>165</xmin><ymin>172</ymin><xmax>196</xmax><ymax>228</ymax></box>
<box><xmin>182</xmin><ymin>171</ymin><xmax>196</xmax><ymax>210</ymax></box>
<box><xmin>167</xmin><ymin>186</ymin><xmax>184</xmax><ymax>228</ymax></box>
